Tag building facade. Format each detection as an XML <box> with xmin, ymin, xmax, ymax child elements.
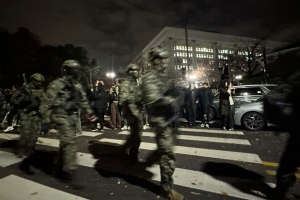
<box><xmin>134</xmin><ymin>27</ymin><xmax>283</xmax><ymax>84</ymax></box>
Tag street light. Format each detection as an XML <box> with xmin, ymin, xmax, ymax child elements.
<box><xmin>106</xmin><ymin>72</ymin><xmax>116</xmax><ymax>87</ymax></box>
<box><xmin>235</xmin><ymin>75</ymin><xmax>242</xmax><ymax>85</ymax></box>
<box><xmin>189</xmin><ymin>74</ymin><xmax>196</xmax><ymax>80</ymax></box>
<box><xmin>106</xmin><ymin>72</ymin><xmax>115</xmax><ymax>78</ymax></box>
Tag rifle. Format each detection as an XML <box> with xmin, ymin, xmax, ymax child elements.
<box><xmin>22</xmin><ymin>73</ymin><xmax>27</xmax><ymax>85</ymax></box>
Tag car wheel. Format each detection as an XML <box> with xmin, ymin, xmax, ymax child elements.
<box><xmin>209</xmin><ymin>107</ymin><xmax>216</xmax><ymax>120</ymax></box>
<box><xmin>242</xmin><ymin>112</ymin><xmax>266</xmax><ymax>131</ymax></box>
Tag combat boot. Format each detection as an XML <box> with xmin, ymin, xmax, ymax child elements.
<box><xmin>64</xmin><ymin>171</ymin><xmax>85</xmax><ymax>190</ymax></box>
<box><xmin>14</xmin><ymin>146</ymin><xmax>25</xmax><ymax>158</ymax></box>
<box><xmin>129</xmin><ymin>148</ymin><xmax>144</xmax><ymax>164</ymax></box>
<box><xmin>52</xmin><ymin>165</ymin><xmax>65</xmax><ymax>179</ymax></box>
<box><xmin>161</xmin><ymin>189</ymin><xmax>184</xmax><ymax>200</ymax></box>
<box><xmin>24</xmin><ymin>146</ymin><xmax>36</xmax><ymax>156</ymax></box>
<box><xmin>269</xmin><ymin>174</ymin><xmax>296</xmax><ymax>200</ymax></box>
<box><xmin>19</xmin><ymin>158</ymin><xmax>34</xmax><ymax>175</ymax></box>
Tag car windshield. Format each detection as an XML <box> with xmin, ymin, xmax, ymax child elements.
<box><xmin>255</xmin><ymin>96</ymin><xmax>264</xmax><ymax>102</ymax></box>
<box><xmin>265</xmin><ymin>86</ymin><xmax>277</xmax><ymax>90</ymax></box>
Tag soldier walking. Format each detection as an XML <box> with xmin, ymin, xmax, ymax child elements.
<box><xmin>141</xmin><ymin>47</ymin><xmax>184</xmax><ymax>200</ymax></box>
<box><xmin>39</xmin><ymin>60</ymin><xmax>96</xmax><ymax>189</ymax></box>
<box><xmin>119</xmin><ymin>64</ymin><xmax>143</xmax><ymax>163</ymax></box>
<box><xmin>13</xmin><ymin>73</ymin><xmax>45</xmax><ymax>157</ymax></box>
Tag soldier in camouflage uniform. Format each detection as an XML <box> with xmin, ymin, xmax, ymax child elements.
<box><xmin>119</xmin><ymin>64</ymin><xmax>143</xmax><ymax>163</ymax></box>
<box><xmin>14</xmin><ymin>73</ymin><xmax>45</xmax><ymax>157</ymax></box>
<box><xmin>39</xmin><ymin>60</ymin><xmax>96</xmax><ymax>189</ymax></box>
<box><xmin>141</xmin><ymin>47</ymin><xmax>184</xmax><ymax>200</ymax></box>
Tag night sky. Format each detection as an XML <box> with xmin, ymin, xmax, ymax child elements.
<box><xmin>0</xmin><ymin>0</ymin><xmax>299</xmax><ymax>71</ymax></box>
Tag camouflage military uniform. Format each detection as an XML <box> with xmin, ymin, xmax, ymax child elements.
<box><xmin>119</xmin><ymin>64</ymin><xmax>143</xmax><ymax>160</ymax></box>
<box><xmin>39</xmin><ymin>76</ymin><xmax>92</xmax><ymax>172</ymax></box>
<box><xmin>17</xmin><ymin>82</ymin><xmax>44</xmax><ymax>156</ymax></box>
<box><xmin>141</xmin><ymin>48</ymin><xmax>183</xmax><ymax>200</ymax></box>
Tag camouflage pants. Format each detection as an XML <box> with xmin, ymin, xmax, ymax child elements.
<box><xmin>18</xmin><ymin>112</ymin><xmax>41</xmax><ymax>148</ymax></box>
<box><xmin>123</xmin><ymin>116</ymin><xmax>142</xmax><ymax>156</ymax></box>
<box><xmin>52</xmin><ymin>113</ymin><xmax>78</xmax><ymax>172</ymax></box>
<box><xmin>151</xmin><ymin>115</ymin><xmax>176</xmax><ymax>192</ymax></box>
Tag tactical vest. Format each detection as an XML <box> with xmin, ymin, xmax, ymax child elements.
<box><xmin>52</xmin><ymin>78</ymin><xmax>82</xmax><ymax>112</ymax></box>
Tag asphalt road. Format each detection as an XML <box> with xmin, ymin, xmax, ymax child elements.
<box><xmin>0</xmin><ymin>120</ymin><xmax>299</xmax><ymax>200</ymax></box>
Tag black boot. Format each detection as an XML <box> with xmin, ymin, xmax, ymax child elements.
<box><xmin>52</xmin><ymin>167</ymin><xmax>85</xmax><ymax>189</ymax></box>
<box><xmin>270</xmin><ymin>174</ymin><xmax>296</xmax><ymax>200</ymax></box>
<box><xmin>64</xmin><ymin>171</ymin><xmax>85</xmax><ymax>190</ymax></box>
<box><xmin>19</xmin><ymin>158</ymin><xmax>34</xmax><ymax>175</ymax></box>
<box><xmin>129</xmin><ymin>148</ymin><xmax>141</xmax><ymax>164</ymax></box>
<box><xmin>52</xmin><ymin>165</ymin><xmax>65</xmax><ymax>179</ymax></box>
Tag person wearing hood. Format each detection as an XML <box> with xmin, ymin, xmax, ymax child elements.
<box><xmin>219</xmin><ymin>79</ymin><xmax>235</xmax><ymax>130</ymax></box>
<box><xmin>90</xmin><ymin>81</ymin><xmax>108</xmax><ymax>131</ymax></box>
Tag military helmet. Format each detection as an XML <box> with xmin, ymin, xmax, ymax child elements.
<box><xmin>126</xmin><ymin>64</ymin><xmax>140</xmax><ymax>73</ymax></box>
<box><xmin>30</xmin><ymin>73</ymin><xmax>45</xmax><ymax>82</ymax></box>
<box><xmin>62</xmin><ymin>60</ymin><xmax>80</xmax><ymax>68</ymax></box>
<box><xmin>148</xmin><ymin>47</ymin><xmax>168</xmax><ymax>62</ymax></box>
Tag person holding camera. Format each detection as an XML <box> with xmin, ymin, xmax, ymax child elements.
<box><xmin>90</xmin><ymin>80</ymin><xmax>107</xmax><ymax>131</ymax></box>
<box><xmin>219</xmin><ymin>79</ymin><xmax>235</xmax><ymax>130</ymax></box>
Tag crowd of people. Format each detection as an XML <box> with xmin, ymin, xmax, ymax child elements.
<box><xmin>0</xmin><ymin>47</ymin><xmax>298</xmax><ymax>199</ymax></box>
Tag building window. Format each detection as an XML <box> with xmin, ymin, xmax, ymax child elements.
<box><xmin>196</xmin><ymin>47</ymin><xmax>213</xmax><ymax>53</ymax></box>
<box><xmin>218</xmin><ymin>49</ymin><xmax>228</xmax><ymax>54</ymax></box>
<box><xmin>218</xmin><ymin>55</ymin><xmax>228</xmax><ymax>60</ymax></box>
<box><xmin>238</xmin><ymin>51</ymin><xmax>248</xmax><ymax>56</ymax></box>
<box><xmin>209</xmin><ymin>60</ymin><xmax>214</xmax><ymax>65</ymax></box>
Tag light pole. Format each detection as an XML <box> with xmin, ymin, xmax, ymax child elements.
<box><xmin>106</xmin><ymin>72</ymin><xmax>116</xmax><ymax>86</ymax></box>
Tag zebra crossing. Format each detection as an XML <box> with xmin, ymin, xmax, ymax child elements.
<box><xmin>0</xmin><ymin>127</ymin><xmax>273</xmax><ymax>200</ymax></box>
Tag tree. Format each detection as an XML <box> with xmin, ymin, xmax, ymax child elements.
<box><xmin>267</xmin><ymin>51</ymin><xmax>300</xmax><ymax>82</ymax></box>
<box><xmin>0</xmin><ymin>27</ymin><xmax>41</xmax><ymax>87</ymax></box>
<box><xmin>227</xmin><ymin>43</ymin><xmax>264</xmax><ymax>79</ymax></box>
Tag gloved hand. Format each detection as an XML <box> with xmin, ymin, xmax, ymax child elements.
<box><xmin>88</xmin><ymin>114</ymin><xmax>97</xmax><ymax>122</ymax></box>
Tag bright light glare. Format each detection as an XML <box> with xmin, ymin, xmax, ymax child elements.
<box><xmin>106</xmin><ymin>72</ymin><xmax>116</xmax><ymax>78</ymax></box>
<box><xmin>189</xmin><ymin>75</ymin><xmax>196</xmax><ymax>80</ymax></box>
<box><xmin>235</xmin><ymin>75</ymin><xmax>242</xmax><ymax>79</ymax></box>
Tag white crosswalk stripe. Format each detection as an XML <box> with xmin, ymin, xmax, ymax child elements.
<box><xmin>49</xmin><ymin>129</ymin><xmax>103</xmax><ymax>137</ymax></box>
<box><xmin>119</xmin><ymin>130</ymin><xmax>250</xmax><ymax>145</ymax></box>
<box><xmin>99</xmin><ymin>138</ymin><xmax>261</xmax><ymax>164</ymax></box>
<box><xmin>0</xmin><ymin>175</ymin><xmax>88</xmax><ymax>200</ymax></box>
<box><xmin>178</xmin><ymin>127</ymin><xmax>244</xmax><ymax>135</ymax></box>
<box><xmin>0</xmin><ymin>128</ymin><xmax>269</xmax><ymax>200</ymax></box>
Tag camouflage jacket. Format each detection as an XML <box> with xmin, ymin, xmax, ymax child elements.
<box><xmin>119</xmin><ymin>76</ymin><xmax>142</xmax><ymax>119</ymax></box>
<box><xmin>39</xmin><ymin>76</ymin><xmax>92</xmax><ymax>121</ymax></box>
<box><xmin>10</xmin><ymin>82</ymin><xmax>43</xmax><ymax>113</ymax></box>
<box><xmin>141</xmin><ymin>69</ymin><xmax>178</xmax><ymax>117</ymax></box>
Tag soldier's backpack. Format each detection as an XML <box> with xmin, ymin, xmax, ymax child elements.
<box><xmin>263</xmin><ymin>84</ymin><xmax>293</xmax><ymax>127</ymax></box>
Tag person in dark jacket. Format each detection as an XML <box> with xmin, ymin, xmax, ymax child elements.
<box><xmin>90</xmin><ymin>81</ymin><xmax>108</xmax><ymax>131</ymax></box>
<box><xmin>198</xmin><ymin>83</ymin><xmax>213</xmax><ymax>128</ymax></box>
<box><xmin>270</xmin><ymin>72</ymin><xmax>300</xmax><ymax>199</ymax></box>
<box><xmin>186</xmin><ymin>82</ymin><xmax>198</xmax><ymax>127</ymax></box>
<box><xmin>219</xmin><ymin>79</ymin><xmax>235</xmax><ymax>130</ymax></box>
<box><xmin>109</xmin><ymin>85</ymin><xmax>121</xmax><ymax>129</ymax></box>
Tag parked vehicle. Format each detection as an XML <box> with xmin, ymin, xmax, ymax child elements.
<box><xmin>209</xmin><ymin>84</ymin><xmax>277</xmax><ymax>120</ymax></box>
<box><xmin>234</xmin><ymin>97</ymin><xmax>266</xmax><ymax>131</ymax></box>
